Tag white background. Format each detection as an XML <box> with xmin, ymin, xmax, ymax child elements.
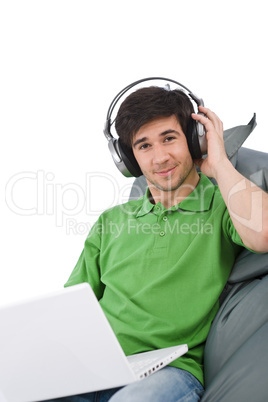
<box><xmin>1</xmin><ymin>0</ymin><xmax>268</xmax><ymax>306</ymax></box>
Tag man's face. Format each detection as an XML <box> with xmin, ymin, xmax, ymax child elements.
<box><xmin>132</xmin><ymin>115</ymin><xmax>197</xmax><ymax>202</ymax></box>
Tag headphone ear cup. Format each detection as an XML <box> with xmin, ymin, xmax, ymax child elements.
<box><xmin>186</xmin><ymin>117</ymin><xmax>202</xmax><ymax>160</ymax></box>
<box><xmin>105</xmin><ymin>116</ymin><xmax>143</xmax><ymax>177</ymax></box>
<box><xmin>117</xmin><ymin>139</ymin><xmax>143</xmax><ymax>177</ymax></box>
<box><xmin>196</xmin><ymin>112</ymin><xmax>207</xmax><ymax>156</ymax></box>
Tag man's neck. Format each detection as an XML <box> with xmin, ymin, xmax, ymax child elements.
<box><xmin>148</xmin><ymin>171</ymin><xmax>200</xmax><ymax>209</ymax></box>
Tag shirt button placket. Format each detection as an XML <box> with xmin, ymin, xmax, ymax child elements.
<box><xmin>159</xmin><ymin>215</ymin><xmax>167</xmax><ymax>237</ymax></box>
<box><xmin>153</xmin><ymin>208</ymin><xmax>168</xmax><ymax>249</ymax></box>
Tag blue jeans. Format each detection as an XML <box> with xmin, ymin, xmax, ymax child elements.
<box><xmin>47</xmin><ymin>366</ymin><xmax>204</xmax><ymax>401</ymax></box>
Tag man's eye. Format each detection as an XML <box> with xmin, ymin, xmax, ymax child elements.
<box><xmin>140</xmin><ymin>143</ymin><xmax>150</xmax><ymax>150</ymax></box>
<box><xmin>165</xmin><ymin>136</ymin><xmax>175</xmax><ymax>142</ymax></box>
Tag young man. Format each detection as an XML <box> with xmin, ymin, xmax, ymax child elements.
<box><xmin>49</xmin><ymin>87</ymin><xmax>268</xmax><ymax>402</ymax></box>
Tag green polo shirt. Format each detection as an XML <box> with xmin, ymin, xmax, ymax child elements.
<box><xmin>65</xmin><ymin>173</ymin><xmax>245</xmax><ymax>385</ymax></box>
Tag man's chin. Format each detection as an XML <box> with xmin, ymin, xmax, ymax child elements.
<box><xmin>147</xmin><ymin>178</ymin><xmax>180</xmax><ymax>193</ymax></box>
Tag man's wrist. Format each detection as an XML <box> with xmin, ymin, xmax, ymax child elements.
<box><xmin>212</xmin><ymin>157</ymin><xmax>234</xmax><ymax>184</ymax></box>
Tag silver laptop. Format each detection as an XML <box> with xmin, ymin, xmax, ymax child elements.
<box><xmin>0</xmin><ymin>283</ymin><xmax>188</xmax><ymax>402</ymax></box>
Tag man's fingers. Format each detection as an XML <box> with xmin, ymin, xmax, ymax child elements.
<box><xmin>192</xmin><ymin>106</ymin><xmax>223</xmax><ymax>134</ymax></box>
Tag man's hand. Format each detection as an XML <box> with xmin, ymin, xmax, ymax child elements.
<box><xmin>191</xmin><ymin>106</ymin><xmax>227</xmax><ymax>179</ymax></box>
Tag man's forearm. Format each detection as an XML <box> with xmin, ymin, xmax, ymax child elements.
<box><xmin>214</xmin><ymin>158</ymin><xmax>268</xmax><ymax>252</ymax></box>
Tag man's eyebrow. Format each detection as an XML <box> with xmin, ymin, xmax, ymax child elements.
<box><xmin>160</xmin><ymin>129</ymin><xmax>180</xmax><ymax>137</ymax></box>
<box><xmin>133</xmin><ymin>130</ymin><xmax>180</xmax><ymax>148</ymax></box>
<box><xmin>133</xmin><ymin>137</ymin><xmax>148</xmax><ymax>148</ymax></box>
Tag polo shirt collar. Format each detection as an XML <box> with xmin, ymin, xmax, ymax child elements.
<box><xmin>136</xmin><ymin>173</ymin><xmax>215</xmax><ymax>217</ymax></box>
<box><xmin>136</xmin><ymin>188</ymin><xmax>155</xmax><ymax>217</ymax></box>
<box><xmin>177</xmin><ymin>173</ymin><xmax>215</xmax><ymax>212</ymax></box>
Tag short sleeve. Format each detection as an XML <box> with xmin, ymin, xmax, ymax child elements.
<box><xmin>64</xmin><ymin>219</ymin><xmax>105</xmax><ymax>300</ymax></box>
<box><xmin>222</xmin><ymin>208</ymin><xmax>257</xmax><ymax>253</ymax></box>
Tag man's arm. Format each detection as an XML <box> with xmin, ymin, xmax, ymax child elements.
<box><xmin>64</xmin><ymin>221</ymin><xmax>105</xmax><ymax>299</ymax></box>
<box><xmin>192</xmin><ymin>106</ymin><xmax>268</xmax><ymax>253</ymax></box>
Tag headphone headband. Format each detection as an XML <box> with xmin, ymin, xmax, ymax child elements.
<box><xmin>104</xmin><ymin>77</ymin><xmax>207</xmax><ymax>177</ymax></box>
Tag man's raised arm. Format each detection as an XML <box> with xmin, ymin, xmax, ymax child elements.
<box><xmin>192</xmin><ymin>106</ymin><xmax>268</xmax><ymax>253</ymax></box>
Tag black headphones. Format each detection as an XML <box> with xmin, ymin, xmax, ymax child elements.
<box><xmin>104</xmin><ymin>77</ymin><xmax>207</xmax><ymax>177</ymax></box>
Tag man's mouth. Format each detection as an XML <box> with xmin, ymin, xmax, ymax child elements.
<box><xmin>155</xmin><ymin>166</ymin><xmax>176</xmax><ymax>177</ymax></box>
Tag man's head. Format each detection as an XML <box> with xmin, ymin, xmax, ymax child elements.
<box><xmin>115</xmin><ymin>86</ymin><xmax>194</xmax><ymax>149</ymax></box>
<box><xmin>114</xmin><ymin>86</ymin><xmax>200</xmax><ymax>207</ymax></box>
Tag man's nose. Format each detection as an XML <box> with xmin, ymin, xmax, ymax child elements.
<box><xmin>152</xmin><ymin>144</ymin><xmax>170</xmax><ymax>165</ymax></box>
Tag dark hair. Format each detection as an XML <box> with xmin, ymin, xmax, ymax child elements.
<box><xmin>115</xmin><ymin>86</ymin><xmax>194</xmax><ymax>148</ymax></box>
